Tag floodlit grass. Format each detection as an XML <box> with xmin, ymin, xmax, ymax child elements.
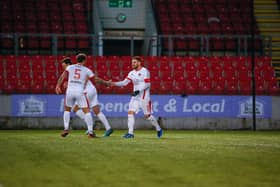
<box><xmin>0</xmin><ymin>130</ymin><xmax>280</xmax><ymax>187</ymax></box>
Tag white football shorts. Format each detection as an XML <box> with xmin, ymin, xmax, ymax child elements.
<box><xmin>65</xmin><ymin>90</ymin><xmax>89</xmax><ymax>108</ymax></box>
<box><xmin>128</xmin><ymin>97</ymin><xmax>152</xmax><ymax>115</ymax></box>
<box><xmin>85</xmin><ymin>86</ymin><xmax>99</xmax><ymax>108</ymax></box>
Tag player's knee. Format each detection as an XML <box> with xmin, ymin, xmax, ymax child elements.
<box><xmin>72</xmin><ymin>105</ymin><xmax>79</xmax><ymax>112</ymax></box>
<box><xmin>64</xmin><ymin>106</ymin><xmax>71</xmax><ymax>112</ymax></box>
<box><xmin>145</xmin><ymin>114</ymin><xmax>151</xmax><ymax>120</ymax></box>
<box><xmin>93</xmin><ymin>106</ymin><xmax>100</xmax><ymax>115</ymax></box>
<box><xmin>82</xmin><ymin>108</ymin><xmax>90</xmax><ymax>114</ymax></box>
<box><xmin>128</xmin><ymin>111</ymin><xmax>135</xmax><ymax>115</ymax></box>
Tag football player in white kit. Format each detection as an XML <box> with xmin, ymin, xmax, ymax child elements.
<box><xmin>55</xmin><ymin>54</ymin><xmax>96</xmax><ymax>138</ymax></box>
<box><xmin>59</xmin><ymin>55</ymin><xmax>113</xmax><ymax>137</ymax></box>
<box><xmin>109</xmin><ymin>56</ymin><xmax>163</xmax><ymax>138</ymax></box>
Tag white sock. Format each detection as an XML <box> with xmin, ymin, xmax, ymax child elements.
<box><xmin>63</xmin><ymin>111</ymin><xmax>70</xmax><ymax>130</ymax></box>
<box><xmin>75</xmin><ymin>109</ymin><xmax>85</xmax><ymax>120</ymax></box>
<box><xmin>128</xmin><ymin>114</ymin><xmax>135</xmax><ymax>134</ymax></box>
<box><xmin>147</xmin><ymin>115</ymin><xmax>161</xmax><ymax>131</ymax></box>
<box><xmin>97</xmin><ymin>112</ymin><xmax>111</xmax><ymax>130</ymax></box>
<box><xmin>84</xmin><ymin>112</ymin><xmax>93</xmax><ymax>134</ymax></box>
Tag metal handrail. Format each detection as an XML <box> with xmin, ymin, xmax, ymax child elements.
<box><xmin>0</xmin><ymin>33</ymin><xmax>272</xmax><ymax>57</ymax></box>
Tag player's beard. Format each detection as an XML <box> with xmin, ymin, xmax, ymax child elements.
<box><xmin>133</xmin><ymin>65</ymin><xmax>138</xmax><ymax>70</ymax></box>
<box><xmin>133</xmin><ymin>63</ymin><xmax>140</xmax><ymax>70</ymax></box>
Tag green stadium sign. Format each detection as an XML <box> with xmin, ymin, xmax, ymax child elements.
<box><xmin>109</xmin><ymin>0</ymin><xmax>132</xmax><ymax>8</ymax></box>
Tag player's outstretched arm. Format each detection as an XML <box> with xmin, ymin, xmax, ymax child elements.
<box><xmin>111</xmin><ymin>78</ymin><xmax>131</xmax><ymax>87</ymax></box>
<box><xmin>55</xmin><ymin>71</ymin><xmax>66</xmax><ymax>94</ymax></box>
<box><xmin>94</xmin><ymin>76</ymin><xmax>111</xmax><ymax>87</ymax></box>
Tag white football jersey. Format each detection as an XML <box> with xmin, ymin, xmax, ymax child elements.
<box><xmin>127</xmin><ymin>67</ymin><xmax>151</xmax><ymax>100</ymax></box>
<box><xmin>66</xmin><ymin>64</ymin><xmax>94</xmax><ymax>93</ymax></box>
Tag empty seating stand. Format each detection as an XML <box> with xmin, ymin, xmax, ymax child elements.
<box><xmin>0</xmin><ymin>55</ymin><xmax>279</xmax><ymax>96</ymax></box>
<box><xmin>0</xmin><ymin>0</ymin><xmax>90</xmax><ymax>53</ymax></box>
<box><xmin>154</xmin><ymin>0</ymin><xmax>261</xmax><ymax>54</ymax></box>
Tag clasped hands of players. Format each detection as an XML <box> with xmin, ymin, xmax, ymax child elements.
<box><xmin>104</xmin><ymin>80</ymin><xmax>139</xmax><ymax>96</ymax></box>
<box><xmin>104</xmin><ymin>80</ymin><xmax>113</xmax><ymax>87</ymax></box>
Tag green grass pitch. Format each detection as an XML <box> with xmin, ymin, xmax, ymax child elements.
<box><xmin>0</xmin><ymin>130</ymin><xmax>280</xmax><ymax>187</ymax></box>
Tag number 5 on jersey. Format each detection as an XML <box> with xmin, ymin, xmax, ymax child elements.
<box><xmin>74</xmin><ymin>69</ymin><xmax>81</xmax><ymax>79</ymax></box>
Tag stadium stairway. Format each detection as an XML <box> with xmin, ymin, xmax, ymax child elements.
<box><xmin>254</xmin><ymin>0</ymin><xmax>280</xmax><ymax>82</ymax></box>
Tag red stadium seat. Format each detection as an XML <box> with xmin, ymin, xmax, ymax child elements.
<box><xmin>255</xmin><ymin>76</ymin><xmax>266</xmax><ymax>95</ymax></box>
<box><xmin>96</xmin><ymin>70</ymin><xmax>109</xmax><ymax>80</ymax></box>
<box><xmin>17</xmin><ymin>80</ymin><xmax>31</xmax><ymax>94</ymax></box>
<box><xmin>226</xmin><ymin>76</ymin><xmax>238</xmax><ymax>94</ymax></box>
<box><xmin>40</xmin><ymin>36</ymin><xmax>52</xmax><ymax>49</ymax></box>
<box><xmin>151</xmin><ymin>81</ymin><xmax>161</xmax><ymax>94</ymax></box>
<box><xmin>239</xmin><ymin>79</ymin><xmax>252</xmax><ymax>95</ymax></box>
<box><xmin>19</xmin><ymin>71</ymin><xmax>32</xmax><ymax>82</ymax></box>
<box><xmin>120</xmin><ymin>56</ymin><xmax>131</xmax><ymax>65</ymax></box>
<box><xmin>185</xmin><ymin>68</ymin><xmax>198</xmax><ymax>79</ymax></box>
<box><xmin>0</xmin><ymin>64</ymin><xmax>4</xmax><ymax>78</ymax></box>
<box><xmin>45</xmin><ymin>61</ymin><xmax>57</xmax><ymax>74</ymax></box>
<box><xmin>173</xmin><ymin>80</ymin><xmax>186</xmax><ymax>95</ymax></box>
<box><xmin>5</xmin><ymin>72</ymin><xmax>18</xmax><ymax>85</ymax></box>
<box><xmin>30</xmin><ymin>55</ymin><xmax>44</xmax><ymax>64</ymax></box>
<box><xmin>0</xmin><ymin>76</ymin><xmax>4</xmax><ymax>92</ymax></box>
<box><xmin>263</xmin><ymin>67</ymin><xmax>275</xmax><ymax>81</ymax></box>
<box><xmin>77</xmin><ymin>36</ymin><xmax>90</xmax><ymax>49</ymax></box>
<box><xmin>96</xmin><ymin>83</ymin><xmax>112</xmax><ymax>94</ymax></box>
<box><xmin>185</xmin><ymin>61</ymin><xmax>196</xmax><ymax>71</ymax></box>
<box><xmin>32</xmin><ymin>71</ymin><xmax>44</xmax><ymax>83</ymax></box>
<box><xmin>211</xmin><ymin>65</ymin><xmax>223</xmax><ymax>80</ymax></box>
<box><xmin>114</xmin><ymin>85</ymin><xmax>131</xmax><ymax>94</ymax></box>
<box><xmin>110</xmin><ymin>63</ymin><xmax>121</xmax><ymax>72</ymax></box>
<box><xmin>212</xmin><ymin>79</ymin><xmax>225</xmax><ymax>94</ymax></box>
<box><xmin>94</xmin><ymin>56</ymin><xmax>107</xmax><ymax>65</ymax></box>
<box><xmin>169</xmin><ymin>56</ymin><xmax>184</xmax><ymax>65</ymax></box>
<box><xmin>18</xmin><ymin>59</ymin><xmax>31</xmax><ymax>73</ymax></box>
<box><xmin>45</xmin><ymin>72</ymin><xmax>58</xmax><ymax>83</ymax></box>
<box><xmin>159</xmin><ymin>78</ymin><xmax>173</xmax><ymax>94</ymax></box>
<box><xmin>173</xmin><ymin>73</ymin><xmax>185</xmax><ymax>83</ymax></box>
<box><xmin>160</xmin><ymin>69</ymin><xmax>172</xmax><ymax>79</ymax></box>
<box><xmin>186</xmin><ymin>76</ymin><xmax>199</xmax><ymax>94</ymax></box>
<box><xmin>223</xmin><ymin>66</ymin><xmax>237</xmax><ymax>79</ymax></box>
<box><xmin>147</xmin><ymin>61</ymin><xmax>158</xmax><ymax>72</ymax></box>
<box><xmin>237</xmin><ymin>65</ymin><xmax>251</xmax><ymax>81</ymax></box>
<box><xmin>3</xmin><ymin>81</ymin><xmax>17</xmax><ymax>94</ymax></box>
<box><xmin>107</xmin><ymin>56</ymin><xmax>120</xmax><ymax>66</ymax></box>
<box><xmin>159</xmin><ymin>60</ymin><xmax>171</xmax><ymax>70</ymax></box>
<box><xmin>150</xmin><ymin>74</ymin><xmax>161</xmax><ymax>84</ymax></box>
<box><xmin>45</xmin><ymin>80</ymin><xmax>57</xmax><ymax>94</ymax></box>
<box><xmin>199</xmin><ymin>73</ymin><xmax>212</xmax><ymax>93</ymax></box>
<box><xmin>267</xmin><ymin>79</ymin><xmax>280</xmax><ymax>95</ymax></box>
<box><xmin>121</xmin><ymin>69</ymin><xmax>131</xmax><ymax>77</ymax></box>
<box><xmin>210</xmin><ymin>37</ymin><xmax>224</xmax><ymax>51</ymax></box>
<box><xmin>4</xmin><ymin>55</ymin><xmax>17</xmax><ymax>68</ymax></box>
<box><xmin>109</xmin><ymin>71</ymin><xmax>123</xmax><ymax>81</ymax></box>
<box><xmin>86</xmin><ymin>61</ymin><xmax>95</xmax><ymax>71</ymax></box>
<box><xmin>198</xmin><ymin>69</ymin><xmax>211</xmax><ymax>80</ymax></box>
<box><xmin>173</xmin><ymin>63</ymin><xmax>185</xmax><ymax>77</ymax></box>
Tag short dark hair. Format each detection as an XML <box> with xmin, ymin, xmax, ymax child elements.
<box><xmin>61</xmin><ymin>57</ymin><xmax>72</xmax><ymax>65</ymax></box>
<box><xmin>76</xmin><ymin>53</ymin><xmax>87</xmax><ymax>63</ymax></box>
<box><xmin>132</xmin><ymin>56</ymin><xmax>143</xmax><ymax>63</ymax></box>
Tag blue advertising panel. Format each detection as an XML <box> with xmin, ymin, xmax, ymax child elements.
<box><xmin>11</xmin><ymin>95</ymin><xmax>272</xmax><ymax>118</ymax></box>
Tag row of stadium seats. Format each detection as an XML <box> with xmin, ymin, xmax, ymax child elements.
<box><xmin>154</xmin><ymin>0</ymin><xmax>261</xmax><ymax>52</ymax></box>
<box><xmin>0</xmin><ymin>55</ymin><xmax>279</xmax><ymax>95</ymax></box>
<box><xmin>0</xmin><ymin>0</ymin><xmax>90</xmax><ymax>50</ymax></box>
<box><xmin>1</xmin><ymin>0</ymin><xmax>261</xmax><ymax>54</ymax></box>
